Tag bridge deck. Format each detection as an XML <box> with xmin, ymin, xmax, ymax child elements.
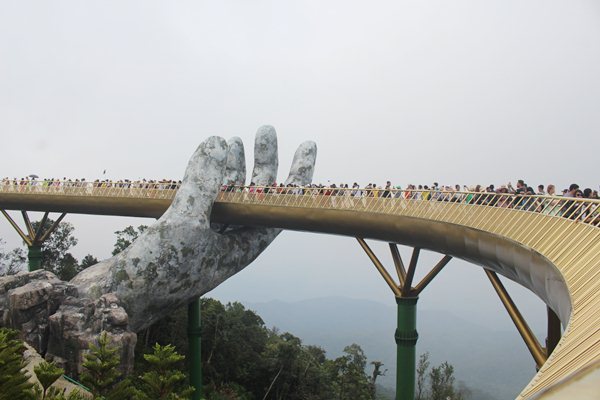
<box><xmin>1</xmin><ymin>183</ymin><xmax>599</xmax><ymax>399</ymax></box>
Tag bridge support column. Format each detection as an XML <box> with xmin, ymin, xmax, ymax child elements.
<box><xmin>188</xmin><ymin>297</ymin><xmax>202</xmax><ymax>400</ymax></box>
<box><xmin>357</xmin><ymin>239</ymin><xmax>451</xmax><ymax>400</ymax></box>
<box><xmin>395</xmin><ymin>296</ymin><xmax>418</xmax><ymax>400</ymax></box>
<box><xmin>27</xmin><ymin>244</ymin><xmax>43</xmax><ymax>271</ymax></box>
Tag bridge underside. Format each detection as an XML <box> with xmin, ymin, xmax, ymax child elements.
<box><xmin>211</xmin><ymin>203</ymin><xmax>572</xmax><ymax>327</ymax></box>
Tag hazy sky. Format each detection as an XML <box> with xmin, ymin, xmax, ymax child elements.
<box><xmin>1</xmin><ymin>0</ymin><xmax>599</xmax><ymax>355</ymax></box>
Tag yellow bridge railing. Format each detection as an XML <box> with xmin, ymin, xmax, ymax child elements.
<box><xmin>2</xmin><ymin>180</ymin><xmax>599</xmax><ymax>228</ymax></box>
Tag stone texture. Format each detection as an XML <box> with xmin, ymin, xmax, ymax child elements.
<box><xmin>224</xmin><ymin>136</ymin><xmax>246</xmax><ymax>186</ymax></box>
<box><xmin>0</xmin><ymin>126</ymin><xmax>316</xmax><ymax>376</ymax></box>
<box><xmin>285</xmin><ymin>140</ymin><xmax>317</xmax><ymax>185</ymax></box>
<box><xmin>251</xmin><ymin>125</ymin><xmax>278</xmax><ymax>185</ymax></box>
<box><xmin>0</xmin><ymin>270</ymin><xmax>77</xmax><ymax>356</ymax></box>
<box><xmin>0</xmin><ymin>271</ymin><xmax>135</xmax><ymax>377</ymax></box>
<box><xmin>46</xmin><ymin>294</ymin><xmax>136</xmax><ymax>376</ymax></box>
<box><xmin>71</xmin><ymin>126</ymin><xmax>317</xmax><ymax>332</ymax></box>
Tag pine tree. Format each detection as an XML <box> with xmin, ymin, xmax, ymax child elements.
<box><xmin>134</xmin><ymin>343</ymin><xmax>194</xmax><ymax>400</ymax></box>
<box><xmin>33</xmin><ymin>361</ymin><xmax>64</xmax><ymax>399</ymax></box>
<box><xmin>0</xmin><ymin>328</ymin><xmax>35</xmax><ymax>400</ymax></box>
<box><xmin>80</xmin><ymin>332</ymin><xmax>121</xmax><ymax>398</ymax></box>
<box><xmin>32</xmin><ymin>383</ymin><xmax>89</xmax><ymax>400</ymax></box>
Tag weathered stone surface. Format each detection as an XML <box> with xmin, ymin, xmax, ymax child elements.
<box><xmin>224</xmin><ymin>136</ymin><xmax>246</xmax><ymax>185</ymax></box>
<box><xmin>251</xmin><ymin>125</ymin><xmax>278</xmax><ymax>185</ymax></box>
<box><xmin>10</xmin><ymin>281</ymin><xmax>53</xmax><ymax>311</ymax></box>
<box><xmin>71</xmin><ymin>126</ymin><xmax>317</xmax><ymax>332</ymax></box>
<box><xmin>0</xmin><ymin>271</ymin><xmax>135</xmax><ymax>377</ymax></box>
<box><xmin>0</xmin><ymin>270</ymin><xmax>78</xmax><ymax>355</ymax></box>
<box><xmin>285</xmin><ymin>140</ymin><xmax>317</xmax><ymax>185</ymax></box>
<box><xmin>0</xmin><ymin>126</ymin><xmax>316</xmax><ymax>376</ymax></box>
<box><xmin>46</xmin><ymin>294</ymin><xmax>136</xmax><ymax>376</ymax></box>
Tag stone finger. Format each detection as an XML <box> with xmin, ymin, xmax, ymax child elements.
<box><xmin>284</xmin><ymin>141</ymin><xmax>317</xmax><ymax>186</ymax></box>
<box><xmin>251</xmin><ymin>125</ymin><xmax>278</xmax><ymax>186</ymax></box>
<box><xmin>223</xmin><ymin>137</ymin><xmax>246</xmax><ymax>186</ymax></box>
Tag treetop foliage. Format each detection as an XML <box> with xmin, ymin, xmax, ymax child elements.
<box><xmin>0</xmin><ymin>239</ymin><xmax>27</xmax><ymax>276</ymax></box>
<box><xmin>112</xmin><ymin>225</ymin><xmax>148</xmax><ymax>255</ymax></box>
<box><xmin>0</xmin><ymin>328</ymin><xmax>34</xmax><ymax>400</ymax></box>
<box><xmin>31</xmin><ymin>219</ymin><xmax>80</xmax><ymax>281</ymax></box>
<box><xmin>0</xmin><ymin>219</ymin><xmax>99</xmax><ymax>280</ymax></box>
<box><xmin>80</xmin><ymin>332</ymin><xmax>122</xmax><ymax>398</ymax></box>
<box><xmin>416</xmin><ymin>352</ymin><xmax>467</xmax><ymax>400</ymax></box>
<box><xmin>134</xmin><ymin>343</ymin><xmax>194</xmax><ymax>400</ymax></box>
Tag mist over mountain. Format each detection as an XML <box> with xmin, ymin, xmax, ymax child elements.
<box><xmin>246</xmin><ymin>297</ymin><xmax>539</xmax><ymax>400</ymax></box>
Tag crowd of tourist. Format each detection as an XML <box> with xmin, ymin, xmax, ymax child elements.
<box><xmin>2</xmin><ymin>176</ymin><xmax>598</xmax><ymax>200</ymax></box>
<box><xmin>2</xmin><ymin>176</ymin><xmax>598</xmax><ymax>223</ymax></box>
<box><xmin>224</xmin><ymin>179</ymin><xmax>599</xmax><ymax>202</ymax></box>
<box><xmin>1</xmin><ymin>177</ymin><xmax>181</xmax><ymax>191</ymax></box>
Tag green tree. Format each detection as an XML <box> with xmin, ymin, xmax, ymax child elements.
<box><xmin>56</xmin><ymin>253</ymin><xmax>79</xmax><ymax>281</ymax></box>
<box><xmin>31</xmin><ymin>360</ymin><xmax>88</xmax><ymax>399</ymax></box>
<box><xmin>30</xmin><ymin>220</ymin><xmax>79</xmax><ymax>281</ymax></box>
<box><xmin>134</xmin><ymin>305</ymin><xmax>188</xmax><ymax>369</ymax></box>
<box><xmin>80</xmin><ymin>332</ymin><xmax>121</xmax><ymax>398</ymax></box>
<box><xmin>327</xmin><ymin>344</ymin><xmax>372</xmax><ymax>400</ymax></box>
<box><xmin>201</xmin><ymin>299</ymin><xmax>268</xmax><ymax>395</ymax></box>
<box><xmin>112</xmin><ymin>225</ymin><xmax>148</xmax><ymax>255</ymax></box>
<box><xmin>79</xmin><ymin>254</ymin><xmax>99</xmax><ymax>270</ymax></box>
<box><xmin>0</xmin><ymin>331</ymin><xmax>87</xmax><ymax>400</ymax></box>
<box><xmin>430</xmin><ymin>362</ymin><xmax>462</xmax><ymax>400</ymax></box>
<box><xmin>260</xmin><ymin>332</ymin><xmax>337</xmax><ymax>400</ymax></box>
<box><xmin>134</xmin><ymin>343</ymin><xmax>194</xmax><ymax>400</ymax></box>
<box><xmin>127</xmin><ymin>297</ymin><xmax>378</xmax><ymax>400</ymax></box>
<box><xmin>416</xmin><ymin>352</ymin><xmax>430</xmax><ymax>400</ymax></box>
<box><xmin>33</xmin><ymin>361</ymin><xmax>64</xmax><ymax>399</ymax></box>
<box><xmin>0</xmin><ymin>239</ymin><xmax>26</xmax><ymax>276</ymax></box>
<box><xmin>415</xmin><ymin>352</ymin><xmax>466</xmax><ymax>400</ymax></box>
<box><xmin>369</xmin><ymin>361</ymin><xmax>386</xmax><ymax>398</ymax></box>
<box><xmin>261</xmin><ymin>331</ymin><xmax>304</xmax><ymax>399</ymax></box>
<box><xmin>0</xmin><ymin>328</ymin><xmax>34</xmax><ymax>400</ymax></box>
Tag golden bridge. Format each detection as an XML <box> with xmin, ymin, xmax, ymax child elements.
<box><xmin>1</xmin><ymin>182</ymin><xmax>599</xmax><ymax>399</ymax></box>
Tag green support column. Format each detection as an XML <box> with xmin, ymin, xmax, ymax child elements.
<box><xmin>395</xmin><ymin>296</ymin><xmax>418</xmax><ymax>400</ymax></box>
<box><xmin>188</xmin><ymin>298</ymin><xmax>202</xmax><ymax>400</ymax></box>
<box><xmin>27</xmin><ymin>244</ymin><xmax>42</xmax><ymax>271</ymax></box>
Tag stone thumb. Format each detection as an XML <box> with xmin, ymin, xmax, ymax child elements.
<box><xmin>166</xmin><ymin>136</ymin><xmax>228</xmax><ymax>227</ymax></box>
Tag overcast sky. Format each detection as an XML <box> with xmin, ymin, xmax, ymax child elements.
<box><xmin>1</xmin><ymin>0</ymin><xmax>599</xmax><ymax>358</ymax></box>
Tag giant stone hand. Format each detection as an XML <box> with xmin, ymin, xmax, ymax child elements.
<box><xmin>0</xmin><ymin>126</ymin><xmax>317</xmax><ymax>374</ymax></box>
<box><xmin>72</xmin><ymin>126</ymin><xmax>316</xmax><ymax>331</ymax></box>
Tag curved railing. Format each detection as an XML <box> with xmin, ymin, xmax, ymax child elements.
<box><xmin>1</xmin><ymin>181</ymin><xmax>599</xmax><ymax>398</ymax></box>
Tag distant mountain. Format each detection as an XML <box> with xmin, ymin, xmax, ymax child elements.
<box><xmin>246</xmin><ymin>297</ymin><xmax>539</xmax><ymax>400</ymax></box>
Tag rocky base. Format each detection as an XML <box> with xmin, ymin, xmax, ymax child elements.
<box><xmin>0</xmin><ymin>270</ymin><xmax>136</xmax><ymax>377</ymax></box>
